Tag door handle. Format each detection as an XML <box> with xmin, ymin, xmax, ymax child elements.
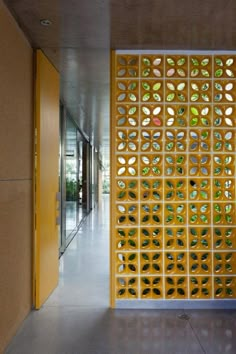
<box><xmin>56</xmin><ymin>192</ymin><xmax>61</xmax><ymax>225</ymax></box>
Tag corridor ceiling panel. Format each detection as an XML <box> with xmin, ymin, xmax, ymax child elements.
<box><xmin>4</xmin><ymin>0</ymin><xmax>236</xmax><ymax>152</ymax></box>
<box><xmin>111</xmin><ymin>0</ymin><xmax>236</xmax><ymax>50</ymax></box>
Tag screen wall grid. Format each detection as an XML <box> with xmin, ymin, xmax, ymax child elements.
<box><xmin>111</xmin><ymin>51</ymin><xmax>236</xmax><ymax>306</ymax></box>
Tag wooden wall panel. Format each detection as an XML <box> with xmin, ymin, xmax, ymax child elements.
<box><xmin>0</xmin><ymin>182</ymin><xmax>32</xmax><ymax>353</ymax></box>
<box><xmin>0</xmin><ymin>1</ymin><xmax>33</xmax><ymax>352</ymax></box>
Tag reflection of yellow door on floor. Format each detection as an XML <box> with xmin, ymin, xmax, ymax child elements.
<box><xmin>34</xmin><ymin>50</ymin><xmax>59</xmax><ymax>309</ymax></box>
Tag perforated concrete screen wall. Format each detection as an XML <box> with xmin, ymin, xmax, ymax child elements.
<box><xmin>110</xmin><ymin>51</ymin><xmax>236</xmax><ymax>308</ymax></box>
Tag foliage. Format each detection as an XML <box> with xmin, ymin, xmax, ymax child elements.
<box><xmin>66</xmin><ymin>178</ymin><xmax>78</xmax><ymax>201</ymax></box>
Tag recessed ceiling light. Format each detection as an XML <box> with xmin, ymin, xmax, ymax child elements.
<box><xmin>40</xmin><ymin>19</ymin><xmax>52</xmax><ymax>26</ymax></box>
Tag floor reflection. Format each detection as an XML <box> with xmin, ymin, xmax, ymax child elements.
<box><xmin>66</xmin><ymin>201</ymin><xmax>87</xmax><ymax>239</ymax></box>
<box><xmin>6</xmin><ymin>194</ymin><xmax>236</xmax><ymax>354</ymax></box>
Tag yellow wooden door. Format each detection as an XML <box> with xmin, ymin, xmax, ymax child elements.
<box><xmin>34</xmin><ymin>50</ymin><xmax>59</xmax><ymax>309</ymax></box>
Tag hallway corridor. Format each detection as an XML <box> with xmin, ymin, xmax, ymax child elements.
<box><xmin>5</xmin><ymin>195</ymin><xmax>236</xmax><ymax>354</ymax></box>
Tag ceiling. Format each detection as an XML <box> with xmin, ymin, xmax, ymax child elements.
<box><xmin>4</xmin><ymin>0</ymin><xmax>236</xmax><ymax>158</ymax></box>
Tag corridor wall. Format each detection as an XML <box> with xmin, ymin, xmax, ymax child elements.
<box><xmin>0</xmin><ymin>1</ymin><xmax>33</xmax><ymax>352</ymax></box>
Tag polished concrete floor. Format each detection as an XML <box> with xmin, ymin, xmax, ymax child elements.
<box><xmin>65</xmin><ymin>201</ymin><xmax>87</xmax><ymax>239</ymax></box>
<box><xmin>6</xmin><ymin>195</ymin><xmax>236</xmax><ymax>354</ymax></box>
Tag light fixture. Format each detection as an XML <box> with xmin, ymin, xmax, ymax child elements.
<box><xmin>40</xmin><ymin>19</ymin><xmax>52</xmax><ymax>26</ymax></box>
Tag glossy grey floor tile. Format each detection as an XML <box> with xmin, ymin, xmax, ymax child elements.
<box><xmin>5</xmin><ymin>195</ymin><xmax>236</xmax><ymax>354</ymax></box>
<box><xmin>46</xmin><ymin>197</ymin><xmax>110</xmax><ymax>309</ymax></box>
<box><xmin>186</xmin><ymin>310</ymin><xmax>236</xmax><ymax>354</ymax></box>
<box><xmin>6</xmin><ymin>307</ymin><xmax>205</xmax><ymax>354</ymax></box>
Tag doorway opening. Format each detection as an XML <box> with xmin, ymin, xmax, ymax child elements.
<box><xmin>58</xmin><ymin>106</ymin><xmax>99</xmax><ymax>255</ymax></box>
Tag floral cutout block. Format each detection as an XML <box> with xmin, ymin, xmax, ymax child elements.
<box><xmin>112</xmin><ymin>52</ymin><xmax>236</xmax><ymax>300</ymax></box>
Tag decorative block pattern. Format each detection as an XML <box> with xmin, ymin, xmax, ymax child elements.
<box><xmin>116</xmin><ymin>228</ymin><xmax>139</xmax><ymax>251</ymax></box>
<box><xmin>190</xmin><ymin>276</ymin><xmax>212</xmax><ymax>298</ymax></box>
<box><xmin>141</xmin><ymin>276</ymin><xmax>163</xmax><ymax>298</ymax></box>
<box><xmin>111</xmin><ymin>52</ymin><xmax>236</xmax><ymax>302</ymax></box>
<box><xmin>214</xmin><ymin>276</ymin><xmax>236</xmax><ymax>298</ymax></box>
<box><xmin>140</xmin><ymin>179</ymin><xmax>162</xmax><ymax>201</ymax></box>
<box><xmin>164</xmin><ymin>252</ymin><xmax>186</xmax><ymax>274</ymax></box>
<box><xmin>140</xmin><ymin>227</ymin><xmax>162</xmax><ymax>250</ymax></box>
<box><xmin>116</xmin><ymin>252</ymin><xmax>139</xmax><ymax>275</ymax></box>
<box><xmin>141</xmin><ymin>55</ymin><xmax>164</xmax><ymax>78</ymax></box>
<box><xmin>165</xmin><ymin>276</ymin><xmax>187</xmax><ymax>298</ymax></box>
<box><xmin>116</xmin><ymin>179</ymin><xmax>139</xmax><ymax>202</ymax></box>
<box><xmin>165</xmin><ymin>227</ymin><xmax>186</xmax><ymax>249</ymax></box>
<box><xmin>116</xmin><ymin>277</ymin><xmax>138</xmax><ymax>298</ymax></box>
<box><xmin>141</xmin><ymin>104</ymin><xmax>163</xmax><ymax>127</ymax></box>
<box><xmin>141</xmin><ymin>252</ymin><xmax>162</xmax><ymax>274</ymax></box>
